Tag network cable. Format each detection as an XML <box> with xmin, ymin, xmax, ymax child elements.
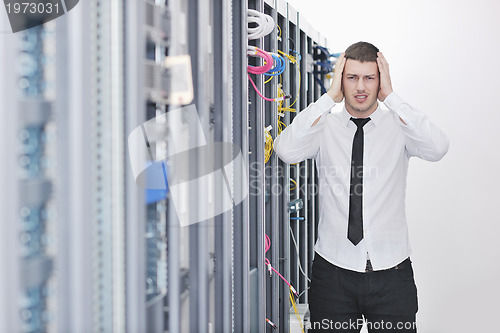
<box><xmin>277</xmin><ymin>49</ymin><xmax>301</xmax><ymax>109</ymax></box>
<box><xmin>264</xmin><ymin>125</ymin><xmax>273</xmax><ymax>163</ymax></box>
<box><xmin>264</xmin><ymin>230</ymin><xmax>308</xmax><ymax>333</ymax></box>
<box><xmin>275</xmin><ymin>49</ymin><xmax>301</xmax><ymax>136</ymax></box>
<box><xmin>248</xmin><ymin>75</ymin><xmax>290</xmax><ymax>102</ymax></box>
<box><xmin>248</xmin><ymin>46</ymin><xmax>291</xmax><ymax>102</ymax></box>
<box><xmin>264</xmin><ymin>234</ymin><xmax>298</xmax><ymax>297</ymax></box>
<box><xmin>313</xmin><ymin>45</ymin><xmax>341</xmax><ymax>94</ymax></box>
<box><xmin>290</xmin><ymin>290</ymin><xmax>306</xmax><ymax>333</ymax></box>
<box><xmin>266</xmin><ymin>318</ymin><xmax>278</xmax><ymax>330</ymax></box>
<box><xmin>263</xmin><ymin>53</ymin><xmax>286</xmax><ymax>85</ymax></box>
<box><xmin>246</xmin><ymin>14</ymin><xmax>294</xmax><ymax>102</ymax></box>
<box><xmin>276</xmin><ymin>81</ymin><xmax>292</xmax><ymax>135</ymax></box>
<box><xmin>247</xmin><ymin>45</ymin><xmax>273</xmax><ymax>74</ymax></box>
<box><xmin>290</xmin><ymin>226</ymin><xmax>311</xmax><ymax>283</ymax></box>
<box><xmin>277</xmin><ymin>95</ymin><xmax>295</xmax><ymax>134</ymax></box>
<box><xmin>263</xmin><ymin>53</ymin><xmax>286</xmax><ymax>77</ymax></box>
<box><xmin>247</xmin><ymin>9</ymin><xmax>275</xmax><ymax>40</ymax></box>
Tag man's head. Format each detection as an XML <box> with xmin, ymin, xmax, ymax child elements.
<box><xmin>345</xmin><ymin>41</ymin><xmax>379</xmax><ymax>62</ymax></box>
<box><xmin>342</xmin><ymin>42</ymin><xmax>380</xmax><ymax>117</ymax></box>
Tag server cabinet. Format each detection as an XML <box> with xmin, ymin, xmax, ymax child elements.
<box><xmin>0</xmin><ymin>1</ymin><xmax>331</xmax><ymax>332</ymax></box>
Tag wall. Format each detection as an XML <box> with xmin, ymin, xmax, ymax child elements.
<box><xmin>286</xmin><ymin>0</ymin><xmax>500</xmax><ymax>332</ymax></box>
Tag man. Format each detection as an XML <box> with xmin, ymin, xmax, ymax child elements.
<box><xmin>274</xmin><ymin>42</ymin><xmax>449</xmax><ymax>332</ymax></box>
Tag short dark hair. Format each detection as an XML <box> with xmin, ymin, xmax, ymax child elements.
<box><xmin>345</xmin><ymin>42</ymin><xmax>379</xmax><ymax>62</ymax></box>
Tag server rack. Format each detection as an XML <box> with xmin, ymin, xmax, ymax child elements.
<box><xmin>242</xmin><ymin>0</ymin><xmax>329</xmax><ymax>332</ymax></box>
<box><xmin>0</xmin><ymin>22</ymin><xmax>62</xmax><ymax>333</ymax></box>
<box><xmin>0</xmin><ymin>1</ymin><xmax>331</xmax><ymax>332</ymax></box>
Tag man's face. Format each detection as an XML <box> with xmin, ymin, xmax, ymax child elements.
<box><xmin>342</xmin><ymin>59</ymin><xmax>380</xmax><ymax>116</ymax></box>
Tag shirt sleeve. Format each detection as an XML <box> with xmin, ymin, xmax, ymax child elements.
<box><xmin>274</xmin><ymin>93</ymin><xmax>335</xmax><ymax>164</ymax></box>
<box><xmin>384</xmin><ymin>92</ymin><xmax>450</xmax><ymax>161</ymax></box>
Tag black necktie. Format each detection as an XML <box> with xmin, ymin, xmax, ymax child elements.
<box><xmin>348</xmin><ymin>117</ymin><xmax>371</xmax><ymax>246</ymax></box>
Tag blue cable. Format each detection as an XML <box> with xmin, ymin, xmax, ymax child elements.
<box><xmin>289</xmin><ymin>49</ymin><xmax>301</xmax><ymax>61</ymax></box>
<box><xmin>315</xmin><ymin>61</ymin><xmax>334</xmax><ymax>74</ymax></box>
<box><xmin>313</xmin><ymin>45</ymin><xmax>340</xmax><ymax>93</ymax></box>
<box><xmin>264</xmin><ymin>53</ymin><xmax>286</xmax><ymax>76</ymax></box>
<box><xmin>314</xmin><ymin>76</ymin><xmax>327</xmax><ymax>94</ymax></box>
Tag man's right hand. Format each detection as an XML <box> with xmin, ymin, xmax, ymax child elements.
<box><xmin>327</xmin><ymin>52</ymin><xmax>346</xmax><ymax>103</ymax></box>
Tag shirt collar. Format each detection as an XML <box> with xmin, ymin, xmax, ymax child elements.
<box><xmin>341</xmin><ymin>103</ymin><xmax>383</xmax><ymax>127</ymax></box>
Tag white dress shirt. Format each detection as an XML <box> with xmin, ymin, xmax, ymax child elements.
<box><xmin>274</xmin><ymin>92</ymin><xmax>449</xmax><ymax>272</ymax></box>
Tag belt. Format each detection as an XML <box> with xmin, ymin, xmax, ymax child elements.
<box><xmin>365</xmin><ymin>258</ymin><xmax>408</xmax><ymax>273</ymax></box>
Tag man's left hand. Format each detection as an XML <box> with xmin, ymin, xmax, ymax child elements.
<box><xmin>377</xmin><ymin>52</ymin><xmax>393</xmax><ymax>102</ymax></box>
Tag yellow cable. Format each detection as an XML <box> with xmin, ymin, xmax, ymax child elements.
<box><xmin>277</xmin><ymin>83</ymin><xmax>296</xmax><ymax>114</ymax></box>
<box><xmin>265</xmin><ymin>129</ymin><xmax>273</xmax><ymax>163</ymax></box>
<box><xmin>278</xmin><ymin>120</ymin><xmax>286</xmax><ymax>135</ymax></box>
<box><xmin>290</xmin><ymin>290</ymin><xmax>305</xmax><ymax>333</ymax></box>
<box><xmin>289</xmin><ymin>178</ymin><xmax>297</xmax><ymax>191</ymax></box>
<box><xmin>276</xmin><ymin>51</ymin><xmax>301</xmax><ymax>129</ymax></box>
<box><xmin>289</xmin><ymin>64</ymin><xmax>300</xmax><ymax>108</ymax></box>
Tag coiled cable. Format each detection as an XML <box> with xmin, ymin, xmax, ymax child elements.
<box><xmin>248</xmin><ymin>46</ymin><xmax>291</xmax><ymax>102</ymax></box>
<box><xmin>247</xmin><ymin>9</ymin><xmax>275</xmax><ymax>40</ymax></box>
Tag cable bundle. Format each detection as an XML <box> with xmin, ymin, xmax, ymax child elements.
<box><xmin>246</xmin><ymin>15</ymin><xmax>291</xmax><ymax>103</ymax></box>
<box><xmin>275</xmin><ymin>49</ymin><xmax>300</xmax><ymax>134</ymax></box>
<box><xmin>247</xmin><ymin>46</ymin><xmax>290</xmax><ymax>103</ymax></box>
<box><xmin>313</xmin><ymin>45</ymin><xmax>341</xmax><ymax>93</ymax></box>
<box><xmin>247</xmin><ymin>9</ymin><xmax>275</xmax><ymax>40</ymax></box>
<box><xmin>247</xmin><ymin>45</ymin><xmax>273</xmax><ymax>74</ymax></box>
<box><xmin>264</xmin><ymin>53</ymin><xmax>285</xmax><ymax>77</ymax></box>
<box><xmin>313</xmin><ymin>45</ymin><xmax>334</xmax><ymax>73</ymax></box>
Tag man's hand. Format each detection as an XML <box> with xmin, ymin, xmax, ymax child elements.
<box><xmin>327</xmin><ymin>52</ymin><xmax>346</xmax><ymax>103</ymax></box>
<box><xmin>377</xmin><ymin>52</ymin><xmax>393</xmax><ymax>102</ymax></box>
<box><xmin>377</xmin><ymin>52</ymin><xmax>406</xmax><ymax>124</ymax></box>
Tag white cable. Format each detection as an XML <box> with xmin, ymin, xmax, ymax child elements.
<box><xmin>247</xmin><ymin>45</ymin><xmax>257</xmax><ymax>55</ymax></box>
<box><xmin>289</xmin><ymin>227</ymin><xmax>311</xmax><ymax>283</ymax></box>
<box><xmin>247</xmin><ymin>9</ymin><xmax>275</xmax><ymax>40</ymax></box>
<box><xmin>298</xmin><ymin>287</ymin><xmax>309</xmax><ymax>299</ymax></box>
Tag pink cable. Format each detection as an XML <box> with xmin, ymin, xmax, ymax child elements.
<box><xmin>248</xmin><ymin>74</ymin><xmax>276</xmax><ymax>102</ymax></box>
<box><xmin>264</xmin><ymin>235</ymin><xmax>298</xmax><ymax>296</ymax></box>
<box><xmin>247</xmin><ymin>46</ymin><xmax>275</xmax><ymax>102</ymax></box>
<box><xmin>265</xmin><ymin>258</ymin><xmax>297</xmax><ymax>296</ymax></box>
<box><xmin>247</xmin><ymin>46</ymin><xmax>290</xmax><ymax>102</ymax></box>
<box><xmin>248</xmin><ymin>47</ymin><xmax>273</xmax><ymax>74</ymax></box>
<box><xmin>265</xmin><ymin>234</ymin><xmax>271</xmax><ymax>253</ymax></box>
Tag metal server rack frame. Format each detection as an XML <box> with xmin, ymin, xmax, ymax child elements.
<box><xmin>236</xmin><ymin>0</ymin><xmax>329</xmax><ymax>332</ymax></box>
<box><xmin>123</xmin><ymin>0</ymin><xmax>236</xmax><ymax>332</ymax></box>
<box><xmin>136</xmin><ymin>0</ymin><xmax>236</xmax><ymax>332</ymax></box>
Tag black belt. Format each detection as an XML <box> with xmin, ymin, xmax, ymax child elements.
<box><xmin>365</xmin><ymin>258</ymin><xmax>408</xmax><ymax>272</ymax></box>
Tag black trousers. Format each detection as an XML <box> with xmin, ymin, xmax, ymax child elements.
<box><xmin>309</xmin><ymin>253</ymin><xmax>418</xmax><ymax>333</ymax></box>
